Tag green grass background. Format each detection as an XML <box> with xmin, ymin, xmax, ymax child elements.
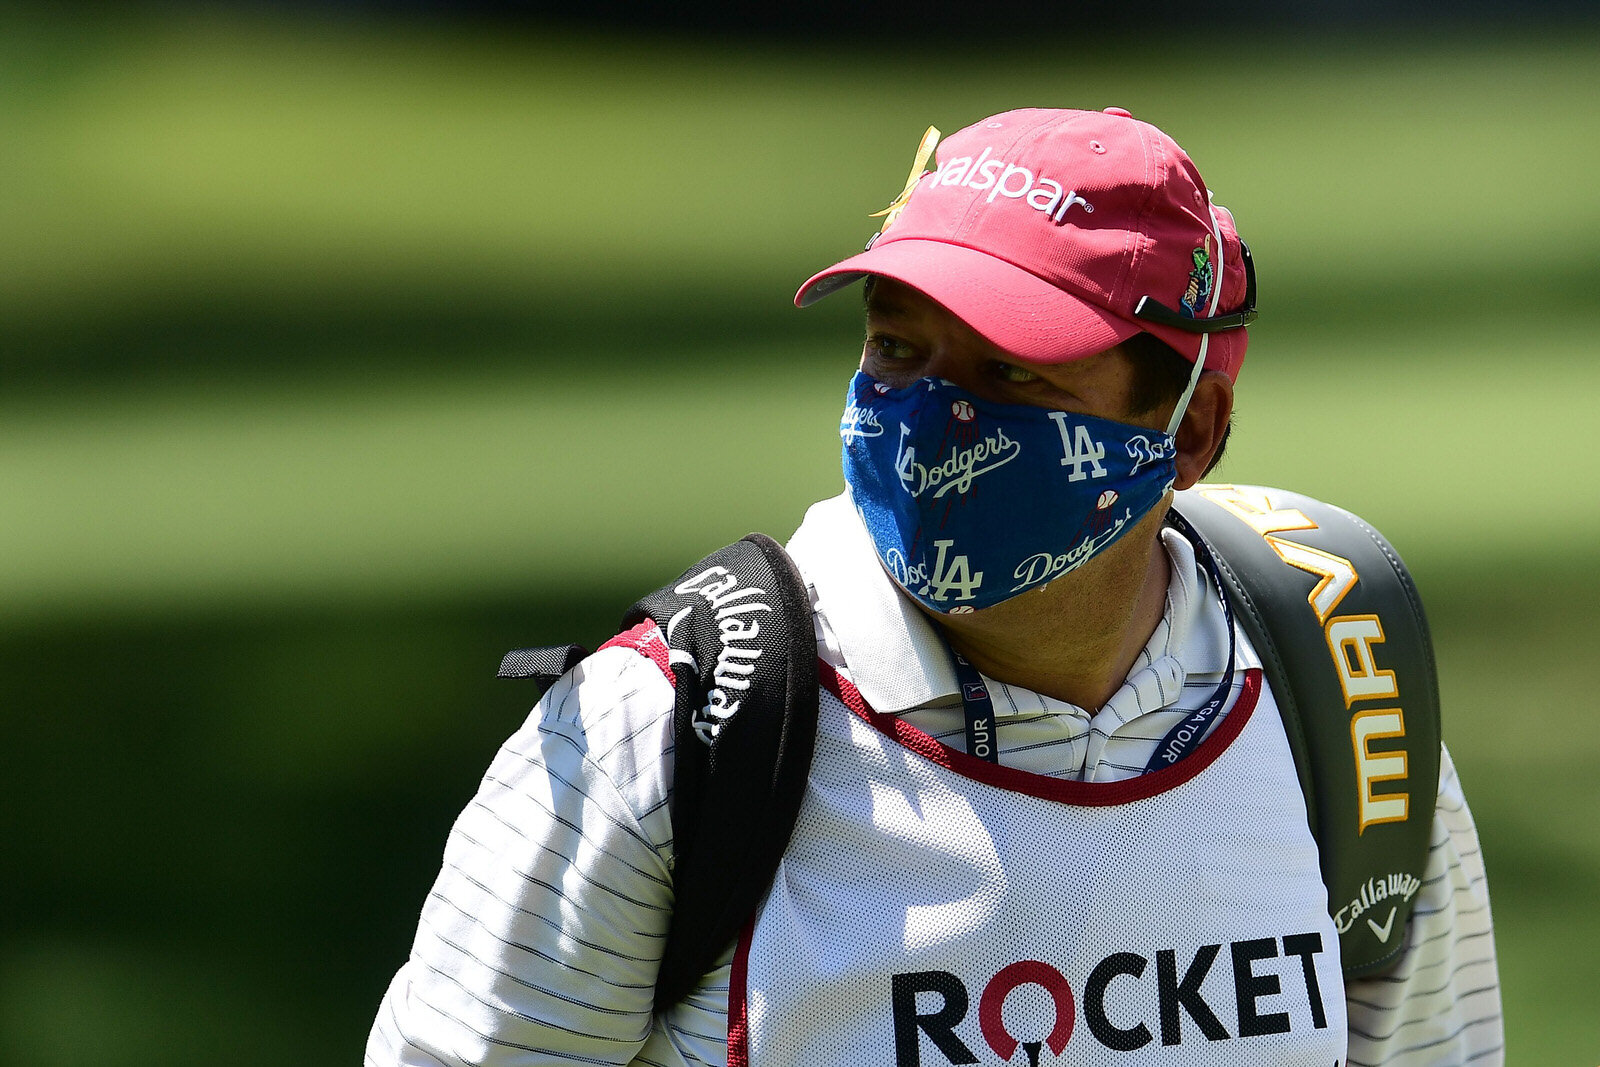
<box><xmin>2</xmin><ymin>9</ymin><xmax>1597</xmax><ymax>1064</ymax></box>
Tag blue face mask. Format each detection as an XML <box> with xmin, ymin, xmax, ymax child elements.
<box><xmin>840</xmin><ymin>370</ymin><xmax>1178</xmax><ymax>614</ymax></box>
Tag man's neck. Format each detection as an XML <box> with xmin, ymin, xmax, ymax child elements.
<box><xmin>930</xmin><ymin>505</ymin><xmax>1173</xmax><ymax>710</ymax></box>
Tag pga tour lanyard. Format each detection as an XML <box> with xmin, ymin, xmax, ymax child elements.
<box><xmin>945</xmin><ymin>510</ymin><xmax>1238</xmax><ymax>772</ymax></box>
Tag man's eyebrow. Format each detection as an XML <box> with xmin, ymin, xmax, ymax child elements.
<box><xmin>864</xmin><ymin>291</ymin><xmax>911</xmax><ymax>321</ymax></box>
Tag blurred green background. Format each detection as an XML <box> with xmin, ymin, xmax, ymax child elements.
<box><xmin>3</xmin><ymin>6</ymin><xmax>1597</xmax><ymax>1064</ymax></box>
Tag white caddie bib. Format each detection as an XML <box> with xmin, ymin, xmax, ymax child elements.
<box><xmin>729</xmin><ymin>667</ymin><xmax>1346</xmax><ymax>1067</ymax></box>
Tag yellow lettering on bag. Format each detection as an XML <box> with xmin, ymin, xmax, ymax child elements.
<box><xmin>1326</xmin><ymin>615</ymin><xmax>1400</xmax><ymax>707</ymax></box>
<box><xmin>1198</xmin><ymin>485</ymin><xmax>1316</xmax><ymax>536</ymax></box>
<box><xmin>1200</xmin><ymin>486</ymin><xmax>1410</xmax><ymax>835</ymax></box>
<box><xmin>1268</xmin><ymin>539</ymin><xmax>1360</xmax><ymax>624</ymax></box>
<box><xmin>1351</xmin><ymin>709</ymin><xmax>1410</xmax><ymax>832</ymax></box>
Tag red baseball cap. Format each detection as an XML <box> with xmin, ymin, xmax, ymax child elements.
<box><xmin>795</xmin><ymin>107</ymin><xmax>1255</xmax><ymax>382</ymax></box>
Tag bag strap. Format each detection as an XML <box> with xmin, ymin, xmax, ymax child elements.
<box><xmin>498</xmin><ymin>534</ymin><xmax>820</xmax><ymax>1010</ymax></box>
<box><xmin>1172</xmin><ymin>485</ymin><xmax>1441</xmax><ymax>976</ymax></box>
<box><xmin>621</xmin><ymin>533</ymin><xmax>819</xmax><ymax>1010</ymax></box>
<box><xmin>496</xmin><ymin>643</ymin><xmax>588</xmax><ymax>685</ymax></box>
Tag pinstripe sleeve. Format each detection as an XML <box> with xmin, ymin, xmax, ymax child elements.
<box><xmin>1344</xmin><ymin>743</ymin><xmax>1504</xmax><ymax>1066</ymax></box>
<box><xmin>366</xmin><ymin>644</ymin><xmax>679</xmax><ymax>1067</ymax></box>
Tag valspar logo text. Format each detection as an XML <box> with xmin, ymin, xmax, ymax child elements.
<box><xmin>927</xmin><ymin>148</ymin><xmax>1094</xmax><ymax>224</ymax></box>
<box><xmin>891</xmin><ymin>933</ymin><xmax>1331</xmax><ymax>1065</ymax></box>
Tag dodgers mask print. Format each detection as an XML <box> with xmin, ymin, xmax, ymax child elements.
<box><xmin>840</xmin><ymin>371</ymin><xmax>1177</xmax><ymax>613</ymax></box>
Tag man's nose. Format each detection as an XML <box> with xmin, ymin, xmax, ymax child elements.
<box><xmin>921</xmin><ymin>347</ymin><xmax>992</xmax><ymax>399</ymax></box>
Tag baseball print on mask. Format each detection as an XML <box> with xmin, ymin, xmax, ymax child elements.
<box><xmin>840</xmin><ymin>371</ymin><xmax>1177</xmax><ymax>613</ymax></box>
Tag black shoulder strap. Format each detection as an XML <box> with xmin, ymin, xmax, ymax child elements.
<box><xmin>498</xmin><ymin>534</ymin><xmax>819</xmax><ymax>1011</ymax></box>
<box><xmin>620</xmin><ymin>533</ymin><xmax>819</xmax><ymax>1010</ymax></box>
<box><xmin>496</xmin><ymin>643</ymin><xmax>588</xmax><ymax>685</ymax></box>
<box><xmin>1173</xmin><ymin>485</ymin><xmax>1441</xmax><ymax>976</ymax></box>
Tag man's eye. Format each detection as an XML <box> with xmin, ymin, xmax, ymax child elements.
<box><xmin>993</xmin><ymin>361</ymin><xmax>1038</xmax><ymax>383</ymax></box>
<box><xmin>866</xmin><ymin>335</ymin><xmax>914</xmax><ymax>360</ymax></box>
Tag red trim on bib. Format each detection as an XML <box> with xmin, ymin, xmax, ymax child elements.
<box><xmin>818</xmin><ymin>661</ymin><xmax>1262</xmax><ymax>806</ymax></box>
<box><xmin>598</xmin><ymin>621</ymin><xmax>675</xmax><ymax>688</ymax></box>
<box><xmin>726</xmin><ymin>914</ymin><xmax>757</xmax><ymax>1067</ymax></box>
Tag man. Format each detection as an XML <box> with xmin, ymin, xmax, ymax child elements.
<box><xmin>368</xmin><ymin>108</ymin><xmax>1502</xmax><ymax>1066</ymax></box>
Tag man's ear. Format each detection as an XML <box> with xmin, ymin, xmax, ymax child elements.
<box><xmin>1172</xmin><ymin>370</ymin><xmax>1233</xmax><ymax>490</ymax></box>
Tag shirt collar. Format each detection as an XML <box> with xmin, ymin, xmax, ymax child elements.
<box><xmin>786</xmin><ymin>492</ymin><xmax>956</xmax><ymax>713</ymax></box>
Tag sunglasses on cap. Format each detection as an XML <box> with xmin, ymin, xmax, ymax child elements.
<box><xmin>1132</xmin><ymin>242</ymin><xmax>1257</xmax><ymax>334</ymax></box>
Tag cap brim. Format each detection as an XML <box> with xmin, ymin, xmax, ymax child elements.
<box><xmin>794</xmin><ymin>238</ymin><xmax>1140</xmax><ymax>365</ymax></box>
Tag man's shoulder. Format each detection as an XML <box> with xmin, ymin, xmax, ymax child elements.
<box><xmin>515</xmin><ymin>635</ymin><xmax>678</xmax><ymax>772</ymax></box>
<box><xmin>786</xmin><ymin>491</ymin><xmax>856</xmax><ymax>555</ymax></box>
<box><xmin>553</xmin><ymin>632</ymin><xmax>675</xmax><ymax>704</ymax></box>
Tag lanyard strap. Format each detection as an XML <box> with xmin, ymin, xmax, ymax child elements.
<box><xmin>1142</xmin><ymin>510</ymin><xmax>1238</xmax><ymax>773</ymax></box>
<box><xmin>942</xmin><ymin>510</ymin><xmax>1238</xmax><ymax>772</ymax></box>
<box><xmin>948</xmin><ymin>645</ymin><xmax>1001</xmax><ymax>764</ymax></box>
